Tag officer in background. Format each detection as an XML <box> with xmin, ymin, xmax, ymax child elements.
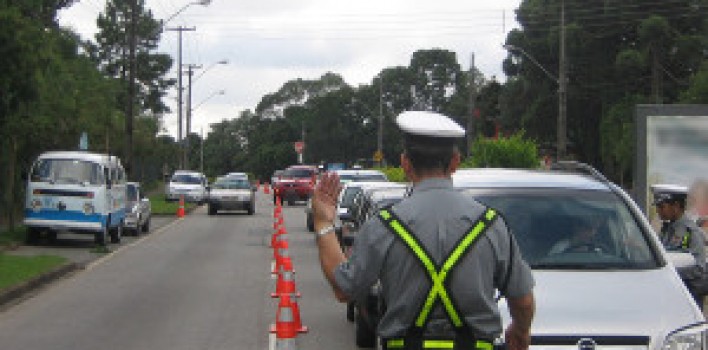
<box><xmin>653</xmin><ymin>184</ymin><xmax>707</xmax><ymax>309</ymax></box>
<box><xmin>312</xmin><ymin>111</ymin><xmax>535</xmax><ymax>350</ymax></box>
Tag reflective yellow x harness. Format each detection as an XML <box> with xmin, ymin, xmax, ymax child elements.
<box><xmin>378</xmin><ymin>208</ymin><xmax>498</xmax><ymax>350</ymax></box>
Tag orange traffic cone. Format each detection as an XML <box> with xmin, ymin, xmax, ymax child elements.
<box><xmin>271</xmin><ymin>258</ymin><xmax>300</xmax><ymax>298</ymax></box>
<box><xmin>271</xmin><ymin>225</ymin><xmax>285</xmax><ymax>249</ymax></box>
<box><xmin>264</xmin><ymin>183</ymin><xmax>270</xmax><ymax>194</ymax></box>
<box><xmin>270</xmin><ymin>295</ymin><xmax>300</xmax><ymax>350</ymax></box>
<box><xmin>176</xmin><ymin>195</ymin><xmax>185</xmax><ymax>218</ymax></box>
<box><xmin>270</xmin><ymin>294</ymin><xmax>308</xmax><ymax>339</ymax></box>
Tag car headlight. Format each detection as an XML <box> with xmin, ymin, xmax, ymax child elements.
<box><xmin>663</xmin><ymin>322</ymin><xmax>708</xmax><ymax>350</ymax></box>
<box><xmin>31</xmin><ymin>199</ymin><xmax>42</xmax><ymax>212</ymax></box>
<box><xmin>83</xmin><ymin>202</ymin><xmax>95</xmax><ymax>215</ymax></box>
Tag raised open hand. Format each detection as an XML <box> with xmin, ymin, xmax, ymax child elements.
<box><xmin>312</xmin><ymin>172</ymin><xmax>342</xmax><ymax>225</ymax></box>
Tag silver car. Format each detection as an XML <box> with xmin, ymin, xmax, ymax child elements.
<box><xmin>452</xmin><ymin>163</ymin><xmax>706</xmax><ymax>350</ymax></box>
<box><xmin>124</xmin><ymin>182</ymin><xmax>151</xmax><ymax>235</ymax></box>
<box><xmin>207</xmin><ymin>178</ymin><xmax>255</xmax><ymax>215</ymax></box>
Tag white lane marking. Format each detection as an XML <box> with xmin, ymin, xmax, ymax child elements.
<box><xmin>85</xmin><ymin>217</ymin><xmax>184</xmax><ymax>271</ymax></box>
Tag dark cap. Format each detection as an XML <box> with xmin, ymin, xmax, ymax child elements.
<box><xmin>651</xmin><ymin>184</ymin><xmax>688</xmax><ymax>205</ymax></box>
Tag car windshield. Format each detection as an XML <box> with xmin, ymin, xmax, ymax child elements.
<box><xmin>460</xmin><ymin>188</ymin><xmax>659</xmax><ymax>270</ymax></box>
<box><xmin>339</xmin><ymin>173</ymin><xmax>388</xmax><ymax>182</ymax></box>
<box><xmin>212</xmin><ymin>179</ymin><xmax>250</xmax><ymax>189</ymax></box>
<box><xmin>126</xmin><ymin>184</ymin><xmax>138</xmax><ymax>201</ymax></box>
<box><xmin>340</xmin><ymin>187</ymin><xmax>362</xmax><ymax>208</ymax></box>
<box><xmin>282</xmin><ymin>169</ymin><xmax>313</xmax><ymax>178</ymax></box>
<box><xmin>171</xmin><ymin>174</ymin><xmax>202</xmax><ymax>184</ymax></box>
<box><xmin>31</xmin><ymin>159</ymin><xmax>103</xmax><ymax>185</ymax></box>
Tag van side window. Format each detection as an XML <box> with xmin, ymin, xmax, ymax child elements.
<box><xmin>104</xmin><ymin>167</ymin><xmax>111</xmax><ymax>185</ymax></box>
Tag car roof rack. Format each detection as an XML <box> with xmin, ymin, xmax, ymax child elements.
<box><xmin>549</xmin><ymin>161</ymin><xmax>610</xmax><ymax>184</ymax></box>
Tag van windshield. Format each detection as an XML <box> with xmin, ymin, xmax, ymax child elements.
<box><xmin>31</xmin><ymin>159</ymin><xmax>103</xmax><ymax>185</ymax></box>
<box><xmin>171</xmin><ymin>174</ymin><xmax>202</xmax><ymax>184</ymax></box>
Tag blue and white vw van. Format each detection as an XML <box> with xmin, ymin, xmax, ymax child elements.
<box><xmin>23</xmin><ymin>151</ymin><xmax>126</xmax><ymax>245</ymax></box>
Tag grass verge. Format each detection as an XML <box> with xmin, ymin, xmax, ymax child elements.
<box><xmin>149</xmin><ymin>194</ymin><xmax>196</xmax><ymax>215</ymax></box>
<box><xmin>0</xmin><ymin>226</ymin><xmax>27</xmax><ymax>249</ymax></box>
<box><xmin>0</xmin><ymin>253</ymin><xmax>68</xmax><ymax>290</ymax></box>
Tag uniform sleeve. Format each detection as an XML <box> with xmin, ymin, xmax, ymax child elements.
<box><xmin>494</xmin><ymin>219</ymin><xmax>535</xmax><ymax>298</ymax></box>
<box><xmin>334</xmin><ymin>218</ymin><xmax>393</xmax><ymax>301</ymax></box>
<box><xmin>689</xmin><ymin>224</ymin><xmax>706</xmax><ymax>276</ymax></box>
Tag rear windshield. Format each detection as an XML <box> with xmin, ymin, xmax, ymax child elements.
<box><xmin>31</xmin><ymin>159</ymin><xmax>103</xmax><ymax>185</ymax></box>
<box><xmin>212</xmin><ymin>179</ymin><xmax>250</xmax><ymax>189</ymax></box>
<box><xmin>282</xmin><ymin>168</ymin><xmax>314</xmax><ymax>178</ymax></box>
<box><xmin>460</xmin><ymin>188</ymin><xmax>659</xmax><ymax>270</ymax></box>
<box><xmin>171</xmin><ymin>174</ymin><xmax>203</xmax><ymax>184</ymax></box>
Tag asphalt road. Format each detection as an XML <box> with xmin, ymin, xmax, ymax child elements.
<box><xmin>0</xmin><ymin>191</ymin><xmax>364</xmax><ymax>350</ymax></box>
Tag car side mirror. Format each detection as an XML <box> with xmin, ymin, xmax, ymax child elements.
<box><xmin>339</xmin><ymin>212</ymin><xmax>353</xmax><ymax>222</ymax></box>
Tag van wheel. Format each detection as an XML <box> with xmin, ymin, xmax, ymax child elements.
<box><xmin>110</xmin><ymin>222</ymin><xmax>122</xmax><ymax>244</ymax></box>
<box><xmin>47</xmin><ymin>231</ymin><xmax>58</xmax><ymax>245</ymax></box>
<box><xmin>26</xmin><ymin>228</ymin><xmax>41</xmax><ymax>245</ymax></box>
<box><xmin>95</xmin><ymin>227</ymin><xmax>108</xmax><ymax>246</ymax></box>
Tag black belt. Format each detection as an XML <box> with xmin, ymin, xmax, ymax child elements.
<box><xmin>383</xmin><ymin>337</ymin><xmax>494</xmax><ymax>350</ymax></box>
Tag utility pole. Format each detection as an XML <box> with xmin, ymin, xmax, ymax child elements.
<box><xmin>166</xmin><ymin>26</ymin><xmax>195</xmax><ymax>169</ymax></box>
<box><xmin>377</xmin><ymin>76</ymin><xmax>383</xmax><ymax>167</ymax></box>
<box><xmin>184</xmin><ymin>64</ymin><xmax>202</xmax><ymax>170</ymax></box>
<box><xmin>557</xmin><ymin>0</ymin><xmax>567</xmax><ymax>160</ymax></box>
<box><xmin>125</xmin><ymin>0</ymin><xmax>137</xmax><ymax>179</ymax></box>
<box><xmin>467</xmin><ymin>53</ymin><xmax>477</xmax><ymax>158</ymax></box>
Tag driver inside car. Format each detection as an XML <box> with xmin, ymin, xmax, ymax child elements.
<box><xmin>549</xmin><ymin>216</ymin><xmax>604</xmax><ymax>255</ymax></box>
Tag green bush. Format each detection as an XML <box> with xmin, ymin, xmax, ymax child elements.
<box><xmin>374</xmin><ymin>167</ymin><xmax>407</xmax><ymax>183</ymax></box>
<box><xmin>461</xmin><ymin>132</ymin><xmax>540</xmax><ymax>169</ymax></box>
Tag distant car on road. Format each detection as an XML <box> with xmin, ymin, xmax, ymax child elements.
<box><xmin>305</xmin><ymin>169</ymin><xmax>389</xmax><ymax>231</ymax></box>
<box><xmin>272</xmin><ymin>165</ymin><xmax>317</xmax><ymax>205</ymax></box>
<box><xmin>124</xmin><ymin>182</ymin><xmax>151</xmax><ymax>235</ymax></box>
<box><xmin>165</xmin><ymin>170</ymin><xmax>208</xmax><ymax>203</ymax></box>
<box><xmin>207</xmin><ymin>178</ymin><xmax>255</xmax><ymax>215</ymax></box>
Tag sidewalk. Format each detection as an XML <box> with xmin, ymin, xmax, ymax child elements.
<box><xmin>0</xmin><ymin>215</ymin><xmax>176</xmax><ymax>308</ymax></box>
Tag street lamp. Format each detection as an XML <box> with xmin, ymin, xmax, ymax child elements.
<box><xmin>164</xmin><ymin>0</ymin><xmax>211</xmax><ymax>169</ymax></box>
<box><xmin>183</xmin><ymin>60</ymin><xmax>227</xmax><ymax>169</ymax></box>
<box><xmin>504</xmin><ymin>43</ymin><xmax>568</xmax><ymax>160</ymax></box>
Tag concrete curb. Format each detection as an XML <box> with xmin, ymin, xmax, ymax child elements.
<box><xmin>0</xmin><ymin>262</ymin><xmax>81</xmax><ymax>308</ymax></box>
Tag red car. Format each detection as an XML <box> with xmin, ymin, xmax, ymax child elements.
<box><xmin>272</xmin><ymin>165</ymin><xmax>318</xmax><ymax>205</ymax></box>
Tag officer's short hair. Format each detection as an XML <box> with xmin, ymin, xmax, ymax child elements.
<box><xmin>403</xmin><ymin>134</ymin><xmax>457</xmax><ymax>171</ymax></box>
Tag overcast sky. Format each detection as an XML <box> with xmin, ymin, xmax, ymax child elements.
<box><xmin>58</xmin><ymin>0</ymin><xmax>522</xmax><ymax>138</ymax></box>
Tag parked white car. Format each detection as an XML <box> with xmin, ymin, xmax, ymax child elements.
<box><xmin>165</xmin><ymin>170</ymin><xmax>207</xmax><ymax>203</ymax></box>
<box><xmin>124</xmin><ymin>182</ymin><xmax>151</xmax><ymax>235</ymax></box>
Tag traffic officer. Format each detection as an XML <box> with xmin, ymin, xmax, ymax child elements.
<box><xmin>653</xmin><ymin>184</ymin><xmax>707</xmax><ymax>309</ymax></box>
<box><xmin>312</xmin><ymin>111</ymin><xmax>535</xmax><ymax>350</ymax></box>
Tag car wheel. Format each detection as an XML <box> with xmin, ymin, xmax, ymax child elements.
<box><xmin>208</xmin><ymin>205</ymin><xmax>217</xmax><ymax>215</ymax></box>
<box><xmin>110</xmin><ymin>222</ymin><xmax>123</xmax><ymax>244</ymax></box>
<box><xmin>142</xmin><ymin>218</ymin><xmax>150</xmax><ymax>233</ymax></box>
<box><xmin>307</xmin><ymin>213</ymin><xmax>314</xmax><ymax>232</ymax></box>
<box><xmin>346</xmin><ymin>301</ymin><xmax>355</xmax><ymax>322</ymax></box>
<box><xmin>26</xmin><ymin>228</ymin><xmax>41</xmax><ymax>245</ymax></box>
<box><xmin>95</xmin><ymin>226</ymin><xmax>108</xmax><ymax>246</ymax></box>
<box><xmin>355</xmin><ymin>308</ymin><xmax>376</xmax><ymax>348</ymax></box>
<box><xmin>247</xmin><ymin>203</ymin><xmax>255</xmax><ymax>215</ymax></box>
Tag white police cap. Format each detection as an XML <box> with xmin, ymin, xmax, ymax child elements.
<box><xmin>651</xmin><ymin>183</ymin><xmax>688</xmax><ymax>205</ymax></box>
<box><xmin>396</xmin><ymin>111</ymin><xmax>465</xmax><ymax>138</ymax></box>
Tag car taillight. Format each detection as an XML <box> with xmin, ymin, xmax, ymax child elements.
<box><xmin>33</xmin><ymin>189</ymin><xmax>42</xmax><ymax>195</ymax></box>
<box><xmin>85</xmin><ymin>192</ymin><xmax>94</xmax><ymax>198</ymax></box>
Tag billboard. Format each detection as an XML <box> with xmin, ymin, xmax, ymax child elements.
<box><xmin>634</xmin><ymin>105</ymin><xmax>708</xmax><ymax>226</ymax></box>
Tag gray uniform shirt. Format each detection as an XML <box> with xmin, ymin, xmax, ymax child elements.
<box><xmin>334</xmin><ymin>178</ymin><xmax>535</xmax><ymax>340</ymax></box>
<box><xmin>661</xmin><ymin>214</ymin><xmax>707</xmax><ymax>279</ymax></box>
